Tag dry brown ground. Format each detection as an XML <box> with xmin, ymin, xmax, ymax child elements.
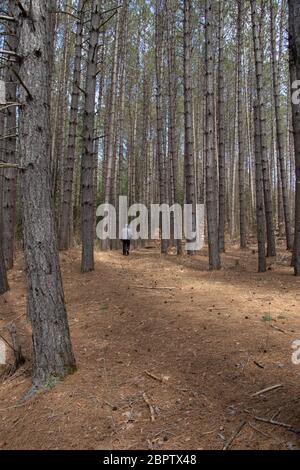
<box><xmin>1</xmin><ymin>245</ymin><xmax>300</xmax><ymax>450</ymax></box>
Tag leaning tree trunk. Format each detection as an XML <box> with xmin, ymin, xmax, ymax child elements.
<box><xmin>237</xmin><ymin>0</ymin><xmax>247</xmax><ymax>249</ymax></box>
<box><xmin>59</xmin><ymin>0</ymin><xmax>84</xmax><ymax>251</ymax></box>
<box><xmin>184</xmin><ymin>0</ymin><xmax>196</xmax><ymax>255</ymax></box>
<box><xmin>205</xmin><ymin>0</ymin><xmax>221</xmax><ymax>270</ymax></box>
<box><xmin>81</xmin><ymin>0</ymin><xmax>103</xmax><ymax>272</ymax></box>
<box><xmin>17</xmin><ymin>0</ymin><xmax>76</xmax><ymax>389</ymax></box>
<box><xmin>2</xmin><ymin>0</ymin><xmax>19</xmax><ymax>270</ymax></box>
<box><xmin>270</xmin><ymin>0</ymin><xmax>293</xmax><ymax>251</ymax></box>
<box><xmin>218</xmin><ymin>0</ymin><xmax>226</xmax><ymax>253</ymax></box>
<box><xmin>289</xmin><ymin>0</ymin><xmax>300</xmax><ymax>275</ymax></box>
<box><xmin>251</xmin><ymin>0</ymin><xmax>276</xmax><ymax>257</ymax></box>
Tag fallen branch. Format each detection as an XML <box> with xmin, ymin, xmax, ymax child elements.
<box><xmin>135</xmin><ymin>286</ymin><xmax>177</xmax><ymax>291</ymax></box>
<box><xmin>270</xmin><ymin>324</ymin><xmax>287</xmax><ymax>334</ymax></box>
<box><xmin>143</xmin><ymin>393</ymin><xmax>155</xmax><ymax>423</ymax></box>
<box><xmin>223</xmin><ymin>421</ymin><xmax>246</xmax><ymax>450</ymax></box>
<box><xmin>145</xmin><ymin>370</ymin><xmax>164</xmax><ymax>383</ymax></box>
<box><xmin>251</xmin><ymin>384</ymin><xmax>283</xmax><ymax>397</ymax></box>
<box><xmin>254</xmin><ymin>416</ymin><xmax>300</xmax><ymax>434</ymax></box>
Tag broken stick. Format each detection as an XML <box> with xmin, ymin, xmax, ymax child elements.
<box><xmin>223</xmin><ymin>421</ymin><xmax>246</xmax><ymax>450</ymax></box>
<box><xmin>251</xmin><ymin>384</ymin><xmax>283</xmax><ymax>397</ymax></box>
<box><xmin>143</xmin><ymin>393</ymin><xmax>155</xmax><ymax>423</ymax></box>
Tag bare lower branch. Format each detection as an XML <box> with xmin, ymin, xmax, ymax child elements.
<box><xmin>0</xmin><ymin>15</ymin><xmax>15</xmax><ymax>22</ymax></box>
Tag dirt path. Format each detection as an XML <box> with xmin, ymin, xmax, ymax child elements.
<box><xmin>1</xmin><ymin>246</ymin><xmax>300</xmax><ymax>450</ymax></box>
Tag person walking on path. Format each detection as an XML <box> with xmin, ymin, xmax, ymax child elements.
<box><xmin>121</xmin><ymin>224</ymin><xmax>133</xmax><ymax>256</ymax></box>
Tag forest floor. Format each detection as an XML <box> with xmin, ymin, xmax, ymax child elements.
<box><xmin>1</xmin><ymin>244</ymin><xmax>300</xmax><ymax>450</ymax></box>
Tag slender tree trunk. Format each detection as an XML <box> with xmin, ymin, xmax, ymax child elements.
<box><xmin>251</xmin><ymin>0</ymin><xmax>276</xmax><ymax>257</ymax></box>
<box><xmin>59</xmin><ymin>0</ymin><xmax>84</xmax><ymax>251</ymax></box>
<box><xmin>0</xmin><ymin>168</ymin><xmax>9</xmax><ymax>294</ymax></box>
<box><xmin>205</xmin><ymin>0</ymin><xmax>221</xmax><ymax>270</ymax></box>
<box><xmin>218</xmin><ymin>0</ymin><xmax>226</xmax><ymax>253</ymax></box>
<box><xmin>270</xmin><ymin>0</ymin><xmax>293</xmax><ymax>250</ymax></box>
<box><xmin>81</xmin><ymin>0</ymin><xmax>103</xmax><ymax>272</ymax></box>
<box><xmin>184</xmin><ymin>0</ymin><xmax>196</xmax><ymax>255</ymax></box>
<box><xmin>254</xmin><ymin>103</ymin><xmax>266</xmax><ymax>272</ymax></box>
<box><xmin>289</xmin><ymin>0</ymin><xmax>300</xmax><ymax>275</ymax></box>
<box><xmin>104</xmin><ymin>12</ymin><xmax>120</xmax><ymax>206</ymax></box>
<box><xmin>167</xmin><ymin>0</ymin><xmax>182</xmax><ymax>255</ymax></box>
<box><xmin>2</xmin><ymin>0</ymin><xmax>19</xmax><ymax>270</ymax></box>
<box><xmin>237</xmin><ymin>0</ymin><xmax>247</xmax><ymax>249</ymax></box>
<box><xmin>156</xmin><ymin>0</ymin><xmax>168</xmax><ymax>254</ymax></box>
<box><xmin>17</xmin><ymin>0</ymin><xmax>76</xmax><ymax>389</ymax></box>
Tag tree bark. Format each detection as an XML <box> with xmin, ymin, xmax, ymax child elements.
<box><xmin>237</xmin><ymin>0</ymin><xmax>247</xmax><ymax>249</ymax></box>
<box><xmin>184</xmin><ymin>0</ymin><xmax>196</xmax><ymax>255</ymax></box>
<box><xmin>218</xmin><ymin>0</ymin><xmax>226</xmax><ymax>253</ymax></box>
<box><xmin>2</xmin><ymin>0</ymin><xmax>19</xmax><ymax>270</ymax></box>
<box><xmin>81</xmin><ymin>0</ymin><xmax>103</xmax><ymax>272</ymax></box>
<box><xmin>254</xmin><ymin>103</ymin><xmax>266</xmax><ymax>273</ymax></box>
<box><xmin>167</xmin><ymin>0</ymin><xmax>182</xmax><ymax>255</ymax></box>
<box><xmin>270</xmin><ymin>0</ymin><xmax>293</xmax><ymax>251</ymax></box>
<box><xmin>205</xmin><ymin>0</ymin><xmax>221</xmax><ymax>270</ymax></box>
<box><xmin>156</xmin><ymin>0</ymin><xmax>168</xmax><ymax>254</ymax></box>
<box><xmin>250</xmin><ymin>0</ymin><xmax>276</xmax><ymax>257</ymax></box>
<box><xmin>289</xmin><ymin>0</ymin><xmax>300</xmax><ymax>275</ymax></box>
<box><xmin>17</xmin><ymin>0</ymin><xmax>76</xmax><ymax>389</ymax></box>
<box><xmin>59</xmin><ymin>0</ymin><xmax>84</xmax><ymax>251</ymax></box>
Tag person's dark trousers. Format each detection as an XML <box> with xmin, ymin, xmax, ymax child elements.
<box><xmin>122</xmin><ymin>240</ymin><xmax>131</xmax><ymax>256</ymax></box>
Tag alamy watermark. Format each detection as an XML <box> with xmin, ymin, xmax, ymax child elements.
<box><xmin>291</xmin><ymin>340</ymin><xmax>300</xmax><ymax>365</ymax></box>
<box><xmin>292</xmin><ymin>81</ymin><xmax>300</xmax><ymax>105</ymax></box>
<box><xmin>0</xmin><ymin>339</ymin><xmax>6</xmax><ymax>365</ymax></box>
<box><xmin>96</xmin><ymin>196</ymin><xmax>205</xmax><ymax>251</ymax></box>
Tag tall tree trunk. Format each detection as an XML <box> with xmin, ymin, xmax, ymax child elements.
<box><xmin>81</xmin><ymin>0</ymin><xmax>103</xmax><ymax>272</ymax></box>
<box><xmin>205</xmin><ymin>0</ymin><xmax>221</xmax><ymax>270</ymax></box>
<box><xmin>251</xmin><ymin>0</ymin><xmax>276</xmax><ymax>257</ymax></box>
<box><xmin>218</xmin><ymin>0</ymin><xmax>226</xmax><ymax>253</ymax></box>
<box><xmin>59</xmin><ymin>0</ymin><xmax>84</xmax><ymax>251</ymax></box>
<box><xmin>167</xmin><ymin>0</ymin><xmax>182</xmax><ymax>255</ymax></box>
<box><xmin>2</xmin><ymin>0</ymin><xmax>19</xmax><ymax>270</ymax></box>
<box><xmin>184</xmin><ymin>0</ymin><xmax>196</xmax><ymax>255</ymax></box>
<box><xmin>0</xmin><ymin>167</ymin><xmax>9</xmax><ymax>295</ymax></box>
<box><xmin>289</xmin><ymin>0</ymin><xmax>300</xmax><ymax>275</ymax></box>
<box><xmin>17</xmin><ymin>0</ymin><xmax>76</xmax><ymax>389</ymax></box>
<box><xmin>237</xmin><ymin>0</ymin><xmax>247</xmax><ymax>249</ymax></box>
<box><xmin>156</xmin><ymin>0</ymin><xmax>168</xmax><ymax>254</ymax></box>
<box><xmin>270</xmin><ymin>0</ymin><xmax>293</xmax><ymax>251</ymax></box>
<box><xmin>254</xmin><ymin>102</ymin><xmax>267</xmax><ymax>273</ymax></box>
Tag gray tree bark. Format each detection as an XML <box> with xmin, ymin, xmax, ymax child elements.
<box><xmin>184</xmin><ymin>0</ymin><xmax>196</xmax><ymax>256</ymax></box>
<box><xmin>2</xmin><ymin>0</ymin><xmax>19</xmax><ymax>270</ymax></box>
<box><xmin>205</xmin><ymin>0</ymin><xmax>221</xmax><ymax>270</ymax></box>
<box><xmin>17</xmin><ymin>0</ymin><xmax>76</xmax><ymax>389</ymax></box>
<box><xmin>81</xmin><ymin>0</ymin><xmax>103</xmax><ymax>272</ymax></box>
<box><xmin>251</xmin><ymin>0</ymin><xmax>276</xmax><ymax>257</ymax></box>
<box><xmin>156</xmin><ymin>0</ymin><xmax>168</xmax><ymax>254</ymax></box>
<box><xmin>237</xmin><ymin>0</ymin><xmax>247</xmax><ymax>249</ymax></box>
<box><xmin>218</xmin><ymin>0</ymin><xmax>226</xmax><ymax>253</ymax></box>
<box><xmin>254</xmin><ymin>102</ymin><xmax>266</xmax><ymax>273</ymax></box>
<box><xmin>289</xmin><ymin>0</ymin><xmax>300</xmax><ymax>275</ymax></box>
<box><xmin>59</xmin><ymin>0</ymin><xmax>84</xmax><ymax>251</ymax></box>
<box><xmin>270</xmin><ymin>0</ymin><xmax>293</xmax><ymax>251</ymax></box>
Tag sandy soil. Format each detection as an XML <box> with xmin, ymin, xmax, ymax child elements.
<box><xmin>1</xmin><ymin>245</ymin><xmax>300</xmax><ymax>450</ymax></box>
